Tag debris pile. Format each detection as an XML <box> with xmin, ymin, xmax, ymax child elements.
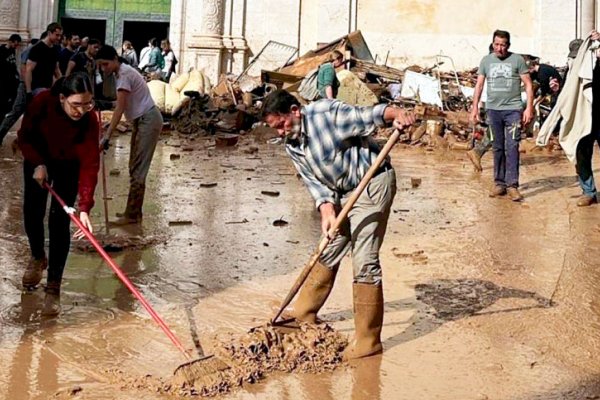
<box><xmin>105</xmin><ymin>323</ymin><xmax>347</xmax><ymax>397</ymax></box>
<box><xmin>74</xmin><ymin>234</ymin><xmax>167</xmax><ymax>253</ymax></box>
<box><xmin>117</xmin><ymin>29</ymin><xmax>560</xmax><ymax>155</ymax></box>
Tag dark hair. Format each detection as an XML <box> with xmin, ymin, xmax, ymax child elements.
<box><xmin>88</xmin><ymin>38</ymin><xmax>101</xmax><ymax>47</ymax></box>
<box><xmin>150</xmin><ymin>38</ymin><xmax>160</xmax><ymax>47</ymax></box>
<box><xmin>30</xmin><ymin>38</ymin><xmax>39</xmax><ymax>45</ymax></box>
<box><xmin>46</xmin><ymin>22</ymin><xmax>63</xmax><ymax>33</ymax></box>
<box><xmin>493</xmin><ymin>29</ymin><xmax>511</xmax><ymax>45</ymax></box>
<box><xmin>40</xmin><ymin>31</ymin><xmax>48</xmax><ymax>40</ymax></box>
<box><xmin>51</xmin><ymin>72</ymin><xmax>94</xmax><ymax>97</ymax></box>
<box><xmin>96</xmin><ymin>44</ymin><xmax>118</xmax><ymax>61</ymax></box>
<box><xmin>260</xmin><ymin>90</ymin><xmax>300</xmax><ymax>119</ymax></box>
<box><xmin>65</xmin><ymin>33</ymin><xmax>73</xmax><ymax>40</ymax></box>
<box><xmin>9</xmin><ymin>34</ymin><xmax>22</xmax><ymax>43</ymax></box>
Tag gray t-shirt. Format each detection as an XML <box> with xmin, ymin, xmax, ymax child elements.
<box><xmin>116</xmin><ymin>63</ymin><xmax>156</xmax><ymax>120</ymax></box>
<box><xmin>478</xmin><ymin>53</ymin><xmax>528</xmax><ymax>110</ymax></box>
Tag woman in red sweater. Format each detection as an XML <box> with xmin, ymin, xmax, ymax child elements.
<box><xmin>18</xmin><ymin>72</ymin><xmax>99</xmax><ymax>316</ymax></box>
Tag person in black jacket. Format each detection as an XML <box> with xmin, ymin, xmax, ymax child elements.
<box><xmin>0</xmin><ymin>34</ymin><xmax>22</xmax><ymax>130</ymax></box>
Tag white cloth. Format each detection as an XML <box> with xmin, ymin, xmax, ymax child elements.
<box><xmin>536</xmin><ymin>38</ymin><xmax>597</xmax><ymax>163</ymax></box>
<box><xmin>116</xmin><ymin>63</ymin><xmax>156</xmax><ymax>121</ymax></box>
<box><xmin>162</xmin><ymin>50</ymin><xmax>175</xmax><ymax>75</ymax></box>
<box><xmin>138</xmin><ymin>46</ymin><xmax>151</xmax><ymax>70</ymax></box>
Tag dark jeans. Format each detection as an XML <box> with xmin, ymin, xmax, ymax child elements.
<box><xmin>488</xmin><ymin>109</ymin><xmax>522</xmax><ymax>188</ymax></box>
<box><xmin>23</xmin><ymin>160</ymin><xmax>79</xmax><ymax>285</ymax></box>
<box><xmin>576</xmin><ymin>130</ymin><xmax>600</xmax><ymax>197</ymax></box>
<box><xmin>0</xmin><ymin>81</ymin><xmax>26</xmax><ymax>144</ymax></box>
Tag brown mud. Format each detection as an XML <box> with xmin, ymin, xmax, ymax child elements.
<box><xmin>105</xmin><ymin>323</ymin><xmax>346</xmax><ymax>397</ymax></box>
<box><xmin>1</xmin><ymin>130</ymin><xmax>600</xmax><ymax>399</ymax></box>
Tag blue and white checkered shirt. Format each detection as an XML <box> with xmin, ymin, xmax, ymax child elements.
<box><xmin>285</xmin><ymin>99</ymin><xmax>389</xmax><ymax>209</ymax></box>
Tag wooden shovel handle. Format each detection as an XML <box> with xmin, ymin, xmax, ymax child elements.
<box><xmin>271</xmin><ymin>129</ymin><xmax>401</xmax><ymax>324</ymax></box>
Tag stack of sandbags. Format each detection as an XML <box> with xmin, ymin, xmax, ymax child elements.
<box><xmin>336</xmin><ymin>70</ymin><xmax>378</xmax><ymax>106</ymax></box>
<box><xmin>148</xmin><ymin>69</ymin><xmax>212</xmax><ymax>115</ymax></box>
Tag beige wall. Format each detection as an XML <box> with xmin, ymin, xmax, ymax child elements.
<box><xmin>293</xmin><ymin>0</ymin><xmax>597</xmax><ymax>70</ymax></box>
<box><xmin>171</xmin><ymin>0</ymin><xmax>598</xmax><ymax>80</ymax></box>
<box><xmin>295</xmin><ymin>0</ymin><xmax>593</xmax><ymax>69</ymax></box>
<box><xmin>244</xmin><ymin>0</ymin><xmax>301</xmax><ymax>60</ymax></box>
<box><xmin>354</xmin><ymin>0</ymin><xmax>536</xmax><ymax>68</ymax></box>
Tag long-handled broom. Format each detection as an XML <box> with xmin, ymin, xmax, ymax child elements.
<box><xmin>43</xmin><ymin>182</ymin><xmax>227</xmax><ymax>384</ymax></box>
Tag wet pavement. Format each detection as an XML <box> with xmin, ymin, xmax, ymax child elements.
<box><xmin>1</xmin><ymin>130</ymin><xmax>600</xmax><ymax>399</ymax></box>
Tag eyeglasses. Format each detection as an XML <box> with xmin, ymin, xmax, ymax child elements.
<box><xmin>66</xmin><ymin>98</ymin><xmax>95</xmax><ymax>112</ymax></box>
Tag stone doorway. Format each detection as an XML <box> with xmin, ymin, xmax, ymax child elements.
<box><xmin>122</xmin><ymin>21</ymin><xmax>170</xmax><ymax>60</ymax></box>
<box><xmin>61</xmin><ymin>17</ymin><xmax>106</xmax><ymax>43</ymax></box>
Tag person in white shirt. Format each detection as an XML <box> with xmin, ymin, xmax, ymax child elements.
<box><xmin>160</xmin><ymin>39</ymin><xmax>177</xmax><ymax>82</ymax></box>
<box><xmin>138</xmin><ymin>39</ymin><xmax>152</xmax><ymax>71</ymax></box>
<box><xmin>96</xmin><ymin>45</ymin><xmax>163</xmax><ymax>224</ymax></box>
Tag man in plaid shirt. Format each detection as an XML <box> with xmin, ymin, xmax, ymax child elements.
<box><xmin>262</xmin><ymin>90</ymin><xmax>415</xmax><ymax>360</ymax></box>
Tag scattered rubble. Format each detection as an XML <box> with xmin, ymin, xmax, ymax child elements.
<box><xmin>261</xmin><ymin>190</ymin><xmax>280</xmax><ymax>197</ymax></box>
<box><xmin>272</xmin><ymin>218</ymin><xmax>289</xmax><ymax>227</ymax></box>
<box><xmin>168</xmin><ymin>220</ymin><xmax>193</xmax><ymax>226</ymax></box>
<box><xmin>96</xmin><ymin>30</ymin><xmax>563</xmax><ymax>160</ymax></box>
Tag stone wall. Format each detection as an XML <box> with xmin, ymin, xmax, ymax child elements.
<box><xmin>172</xmin><ymin>0</ymin><xmax>597</xmax><ymax>83</ymax></box>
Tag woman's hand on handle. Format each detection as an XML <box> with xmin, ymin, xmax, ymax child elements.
<box><xmin>74</xmin><ymin>211</ymin><xmax>93</xmax><ymax>240</ymax></box>
<box><xmin>33</xmin><ymin>165</ymin><xmax>47</xmax><ymax>187</ymax></box>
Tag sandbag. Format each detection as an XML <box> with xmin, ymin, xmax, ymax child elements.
<box><xmin>164</xmin><ymin>83</ymin><xmax>181</xmax><ymax>115</ymax></box>
<box><xmin>336</xmin><ymin>70</ymin><xmax>378</xmax><ymax>106</ymax></box>
<box><xmin>147</xmin><ymin>80</ymin><xmax>167</xmax><ymax>113</ymax></box>
<box><xmin>171</xmin><ymin>72</ymin><xmax>189</xmax><ymax>92</ymax></box>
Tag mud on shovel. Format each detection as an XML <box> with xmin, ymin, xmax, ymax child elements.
<box><xmin>271</xmin><ymin>129</ymin><xmax>402</xmax><ymax>326</ymax></box>
<box><xmin>43</xmin><ymin>182</ymin><xmax>228</xmax><ymax>384</ymax></box>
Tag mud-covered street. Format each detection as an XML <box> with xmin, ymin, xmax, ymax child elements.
<box><xmin>1</xmin><ymin>130</ymin><xmax>600</xmax><ymax>400</ymax></box>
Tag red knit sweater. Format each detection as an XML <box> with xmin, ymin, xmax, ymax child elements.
<box><xmin>18</xmin><ymin>90</ymin><xmax>100</xmax><ymax>213</ymax></box>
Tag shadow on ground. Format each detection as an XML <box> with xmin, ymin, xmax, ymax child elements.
<box><xmin>324</xmin><ymin>278</ymin><xmax>552</xmax><ymax>351</ymax></box>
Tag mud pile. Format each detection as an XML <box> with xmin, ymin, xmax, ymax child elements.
<box><xmin>106</xmin><ymin>323</ymin><xmax>347</xmax><ymax>397</ymax></box>
<box><xmin>74</xmin><ymin>234</ymin><xmax>167</xmax><ymax>253</ymax></box>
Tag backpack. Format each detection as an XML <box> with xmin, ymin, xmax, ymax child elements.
<box><xmin>298</xmin><ymin>67</ymin><xmax>320</xmax><ymax>101</ymax></box>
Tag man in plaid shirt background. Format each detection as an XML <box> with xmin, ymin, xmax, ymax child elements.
<box><xmin>261</xmin><ymin>90</ymin><xmax>415</xmax><ymax>360</ymax></box>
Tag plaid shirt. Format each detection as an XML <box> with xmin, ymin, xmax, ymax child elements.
<box><xmin>285</xmin><ymin>99</ymin><xmax>389</xmax><ymax>208</ymax></box>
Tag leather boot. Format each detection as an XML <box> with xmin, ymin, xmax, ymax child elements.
<box><xmin>113</xmin><ymin>182</ymin><xmax>145</xmax><ymax>225</ymax></box>
<box><xmin>507</xmin><ymin>187</ymin><xmax>523</xmax><ymax>202</ymax></box>
<box><xmin>283</xmin><ymin>261</ymin><xmax>337</xmax><ymax>324</ymax></box>
<box><xmin>22</xmin><ymin>256</ymin><xmax>47</xmax><ymax>288</ymax></box>
<box><xmin>41</xmin><ymin>282</ymin><xmax>61</xmax><ymax>317</ymax></box>
<box><xmin>489</xmin><ymin>185</ymin><xmax>507</xmax><ymax>197</ymax></box>
<box><xmin>343</xmin><ymin>283</ymin><xmax>384</xmax><ymax>361</ymax></box>
<box><xmin>577</xmin><ymin>195</ymin><xmax>597</xmax><ymax>207</ymax></box>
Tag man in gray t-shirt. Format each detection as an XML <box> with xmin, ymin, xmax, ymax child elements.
<box><xmin>470</xmin><ymin>29</ymin><xmax>534</xmax><ymax>201</ymax></box>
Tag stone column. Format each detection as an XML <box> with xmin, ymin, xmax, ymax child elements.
<box><xmin>188</xmin><ymin>0</ymin><xmax>227</xmax><ymax>83</ymax></box>
<box><xmin>222</xmin><ymin>0</ymin><xmax>248</xmax><ymax>75</ymax></box>
<box><xmin>578</xmin><ymin>0</ymin><xmax>596</xmax><ymax>37</ymax></box>
<box><xmin>0</xmin><ymin>0</ymin><xmax>21</xmax><ymax>40</ymax></box>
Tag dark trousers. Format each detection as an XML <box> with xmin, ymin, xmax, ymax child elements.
<box><xmin>0</xmin><ymin>81</ymin><xmax>26</xmax><ymax>144</ymax></box>
<box><xmin>576</xmin><ymin>130</ymin><xmax>600</xmax><ymax>197</ymax></box>
<box><xmin>23</xmin><ymin>160</ymin><xmax>79</xmax><ymax>285</ymax></box>
<box><xmin>488</xmin><ymin>109</ymin><xmax>522</xmax><ymax>188</ymax></box>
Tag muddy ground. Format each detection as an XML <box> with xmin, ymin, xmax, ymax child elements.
<box><xmin>1</xmin><ymin>128</ymin><xmax>600</xmax><ymax>400</ymax></box>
